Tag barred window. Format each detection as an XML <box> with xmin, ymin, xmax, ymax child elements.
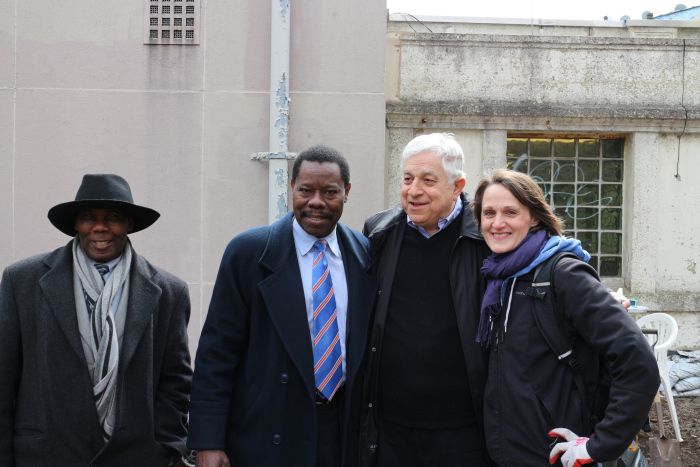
<box><xmin>145</xmin><ymin>0</ymin><xmax>199</xmax><ymax>44</ymax></box>
<box><xmin>506</xmin><ymin>136</ymin><xmax>625</xmax><ymax>277</ymax></box>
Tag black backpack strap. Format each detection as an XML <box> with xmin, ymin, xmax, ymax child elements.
<box><xmin>527</xmin><ymin>251</ymin><xmax>592</xmax><ymax>426</ymax></box>
<box><xmin>528</xmin><ymin>252</ymin><xmax>579</xmax><ymax>365</ymax></box>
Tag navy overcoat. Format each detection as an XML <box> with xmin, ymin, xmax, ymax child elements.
<box><xmin>188</xmin><ymin>213</ymin><xmax>375</xmax><ymax>467</ymax></box>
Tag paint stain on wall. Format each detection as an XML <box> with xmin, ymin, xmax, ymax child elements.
<box><xmin>274</xmin><ymin>73</ymin><xmax>290</xmax><ymax>149</ymax></box>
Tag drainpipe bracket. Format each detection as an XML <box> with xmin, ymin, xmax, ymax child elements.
<box><xmin>250</xmin><ymin>151</ymin><xmax>298</xmax><ymax>161</ymax></box>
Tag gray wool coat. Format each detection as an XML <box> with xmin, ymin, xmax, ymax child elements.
<box><xmin>0</xmin><ymin>242</ymin><xmax>192</xmax><ymax>467</ymax></box>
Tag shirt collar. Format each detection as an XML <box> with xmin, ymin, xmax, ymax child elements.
<box><xmin>406</xmin><ymin>198</ymin><xmax>463</xmax><ymax>237</ymax></box>
<box><xmin>292</xmin><ymin>217</ymin><xmax>341</xmax><ymax>258</ymax></box>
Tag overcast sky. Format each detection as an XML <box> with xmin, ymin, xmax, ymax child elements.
<box><xmin>386</xmin><ymin>0</ymin><xmax>691</xmax><ymax>21</ymax></box>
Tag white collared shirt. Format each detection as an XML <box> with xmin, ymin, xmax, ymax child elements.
<box><xmin>292</xmin><ymin>218</ymin><xmax>348</xmax><ymax>374</ymax></box>
<box><xmin>407</xmin><ymin>198</ymin><xmax>463</xmax><ymax>238</ymax></box>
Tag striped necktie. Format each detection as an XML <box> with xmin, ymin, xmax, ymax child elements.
<box><xmin>311</xmin><ymin>240</ymin><xmax>344</xmax><ymax>400</ymax></box>
<box><xmin>94</xmin><ymin>263</ymin><xmax>109</xmax><ymax>284</ymax></box>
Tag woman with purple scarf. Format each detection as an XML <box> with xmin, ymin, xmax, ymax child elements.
<box><xmin>471</xmin><ymin>170</ymin><xmax>658</xmax><ymax>467</ymax></box>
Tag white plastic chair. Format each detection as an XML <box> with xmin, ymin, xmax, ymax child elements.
<box><xmin>636</xmin><ymin>312</ymin><xmax>683</xmax><ymax>441</ymax></box>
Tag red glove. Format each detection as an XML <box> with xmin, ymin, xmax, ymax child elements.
<box><xmin>548</xmin><ymin>428</ymin><xmax>593</xmax><ymax>467</ymax></box>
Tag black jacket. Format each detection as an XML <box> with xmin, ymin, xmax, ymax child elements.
<box><xmin>483</xmin><ymin>255</ymin><xmax>659</xmax><ymax>466</ymax></box>
<box><xmin>358</xmin><ymin>196</ymin><xmax>492</xmax><ymax>466</ymax></box>
<box><xmin>0</xmin><ymin>242</ymin><xmax>192</xmax><ymax>467</ymax></box>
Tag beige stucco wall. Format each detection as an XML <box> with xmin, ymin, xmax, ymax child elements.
<box><xmin>0</xmin><ymin>0</ymin><xmax>387</xmax><ymax>352</ymax></box>
<box><xmin>386</xmin><ymin>16</ymin><xmax>700</xmax><ymax>348</ymax></box>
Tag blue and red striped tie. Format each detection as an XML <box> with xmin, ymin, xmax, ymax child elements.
<box><xmin>311</xmin><ymin>240</ymin><xmax>344</xmax><ymax>400</ymax></box>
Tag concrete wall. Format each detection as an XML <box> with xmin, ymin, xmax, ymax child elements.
<box><xmin>0</xmin><ymin>0</ymin><xmax>386</xmax><ymax>353</ymax></box>
<box><xmin>386</xmin><ymin>16</ymin><xmax>700</xmax><ymax>348</ymax></box>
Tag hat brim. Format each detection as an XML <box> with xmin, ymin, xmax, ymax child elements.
<box><xmin>48</xmin><ymin>200</ymin><xmax>160</xmax><ymax>236</ymax></box>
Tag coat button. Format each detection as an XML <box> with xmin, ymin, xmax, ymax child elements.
<box><xmin>280</xmin><ymin>372</ymin><xmax>289</xmax><ymax>383</ymax></box>
<box><xmin>377</xmin><ymin>289</ymin><xmax>382</xmax><ymax>296</ymax></box>
<box><xmin>371</xmin><ymin>347</ymin><xmax>377</xmax><ymax>352</ymax></box>
<box><xmin>368</xmin><ymin>402</ymin><xmax>373</xmax><ymax>408</ymax></box>
<box><xmin>272</xmin><ymin>433</ymin><xmax>281</xmax><ymax>445</ymax></box>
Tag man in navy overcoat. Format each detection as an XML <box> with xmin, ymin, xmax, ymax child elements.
<box><xmin>189</xmin><ymin>145</ymin><xmax>375</xmax><ymax>467</ymax></box>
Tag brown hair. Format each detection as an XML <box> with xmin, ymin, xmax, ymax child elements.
<box><xmin>472</xmin><ymin>169</ymin><xmax>564</xmax><ymax>236</ymax></box>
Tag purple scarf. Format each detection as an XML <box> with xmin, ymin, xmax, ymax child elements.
<box><xmin>477</xmin><ymin>229</ymin><xmax>548</xmax><ymax>346</ymax></box>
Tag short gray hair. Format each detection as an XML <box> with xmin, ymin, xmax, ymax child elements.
<box><xmin>401</xmin><ymin>133</ymin><xmax>466</xmax><ymax>184</ymax></box>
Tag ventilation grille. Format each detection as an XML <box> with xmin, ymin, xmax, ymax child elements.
<box><xmin>144</xmin><ymin>0</ymin><xmax>200</xmax><ymax>45</ymax></box>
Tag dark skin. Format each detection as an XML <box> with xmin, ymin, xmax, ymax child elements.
<box><xmin>73</xmin><ymin>208</ymin><xmax>133</xmax><ymax>262</ymax></box>
<box><xmin>291</xmin><ymin>161</ymin><xmax>350</xmax><ymax>238</ymax></box>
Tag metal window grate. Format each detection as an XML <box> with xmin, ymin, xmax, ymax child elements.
<box><xmin>144</xmin><ymin>0</ymin><xmax>200</xmax><ymax>44</ymax></box>
<box><xmin>506</xmin><ymin>136</ymin><xmax>625</xmax><ymax>278</ymax></box>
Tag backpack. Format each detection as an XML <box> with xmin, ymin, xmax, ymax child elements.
<box><xmin>525</xmin><ymin>251</ymin><xmax>611</xmax><ymax>432</ymax></box>
<box><xmin>526</xmin><ymin>251</ymin><xmax>648</xmax><ymax>467</ymax></box>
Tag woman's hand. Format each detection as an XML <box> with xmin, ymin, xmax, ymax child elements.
<box><xmin>548</xmin><ymin>427</ymin><xmax>593</xmax><ymax>467</ymax></box>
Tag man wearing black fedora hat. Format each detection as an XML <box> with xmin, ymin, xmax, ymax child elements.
<box><xmin>0</xmin><ymin>174</ymin><xmax>192</xmax><ymax>467</ymax></box>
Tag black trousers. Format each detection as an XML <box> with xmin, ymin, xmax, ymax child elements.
<box><xmin>376</xmin><ymin>418</ymin><xmax>489</xmax><ymax>467</ymax></box>
<box><xmin>316</xmin><ymin>388</ymin><xmax>345</xmax><ymax>467</ymax></box>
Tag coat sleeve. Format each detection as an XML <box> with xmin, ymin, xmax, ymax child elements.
<box><xmin>0</xmin><ymin>267</ymin><xmax>21</xmax><ymax>467</ymax></box>
<box><xmin>187</xmin><ymin>237</ymin><xmax>253</xmax><ymax>451</ymax></box>
<box><xmin>554</xmin><ymin>259</ymin><xmax>659</xmax><ymax>462</ymax></box>
<box><xmin>155</xmin><ymin>279</ymin><xmax>193</xmax><ymax>457</ymax></box>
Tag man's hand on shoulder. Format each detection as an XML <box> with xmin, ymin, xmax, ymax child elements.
<box><xmin>196</xmin><ymin>450</ymin><xmax>231</xmax><ymax>467</ymax></box>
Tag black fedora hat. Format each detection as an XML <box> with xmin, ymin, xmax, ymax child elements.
<box><xmin>48</xmin><ymin>174</ymin><xmax>160</xmax><ymax>236</ymax></box>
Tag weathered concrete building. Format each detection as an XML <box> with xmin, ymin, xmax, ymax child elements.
<box><xmin>0</xmin><ymin>0</ymin><xmax>387</xmax><ymax>351</ymax></box>
<box><xmin>386</xmin><ymin>15</ymin><xmax>700</xmax><ymax>347</ymax></box>
<box><xmin>2</xmin><ymin>3</ymin><xmax>699</xmax><ymax>349</ymax></box>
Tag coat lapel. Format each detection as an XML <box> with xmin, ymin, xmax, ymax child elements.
<box><xmin>121</xmin><ymin>252</ymin><xmax>161</xmax><ymax>367</ymax></box>
<box><xmin>257</xmin><ymin>215</ymin><xmax>315</xmax><ymax>397</ymax></box>
<box><xmin>39</xmin><ymin>243</ymin><xmax>86</xmax><ymax>364</ymax></box>
<box><xmin>337</xmin><ymin>225</ymin><xmax>374</xmax><ymax>385</ymax></box>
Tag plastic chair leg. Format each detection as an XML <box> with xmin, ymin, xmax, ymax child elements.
<box><xmin>661</xmin><ymin>374</ymin><xmax>683</xmax><ymax>442</ymax></box>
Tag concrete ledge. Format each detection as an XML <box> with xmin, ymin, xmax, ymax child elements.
<box><xmin>386</xmin><ymin>102</ymin><xmax>700</xmax><ymax>133</ymax></box>
<box><xmin>393</xmin><ymin>32</ymin><xmax>700</xmax><ymax>51</ymax></box>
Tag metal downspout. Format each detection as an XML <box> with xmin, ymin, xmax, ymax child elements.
<box><xmin>268</xmin><ymin>0</ymin><xmax>292</xmax><ymax>223</ymax></box>
<box><xmin>250</xmin><ymin>0</ymin><xmax>296</xmax><ymax>222</ymax></box>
